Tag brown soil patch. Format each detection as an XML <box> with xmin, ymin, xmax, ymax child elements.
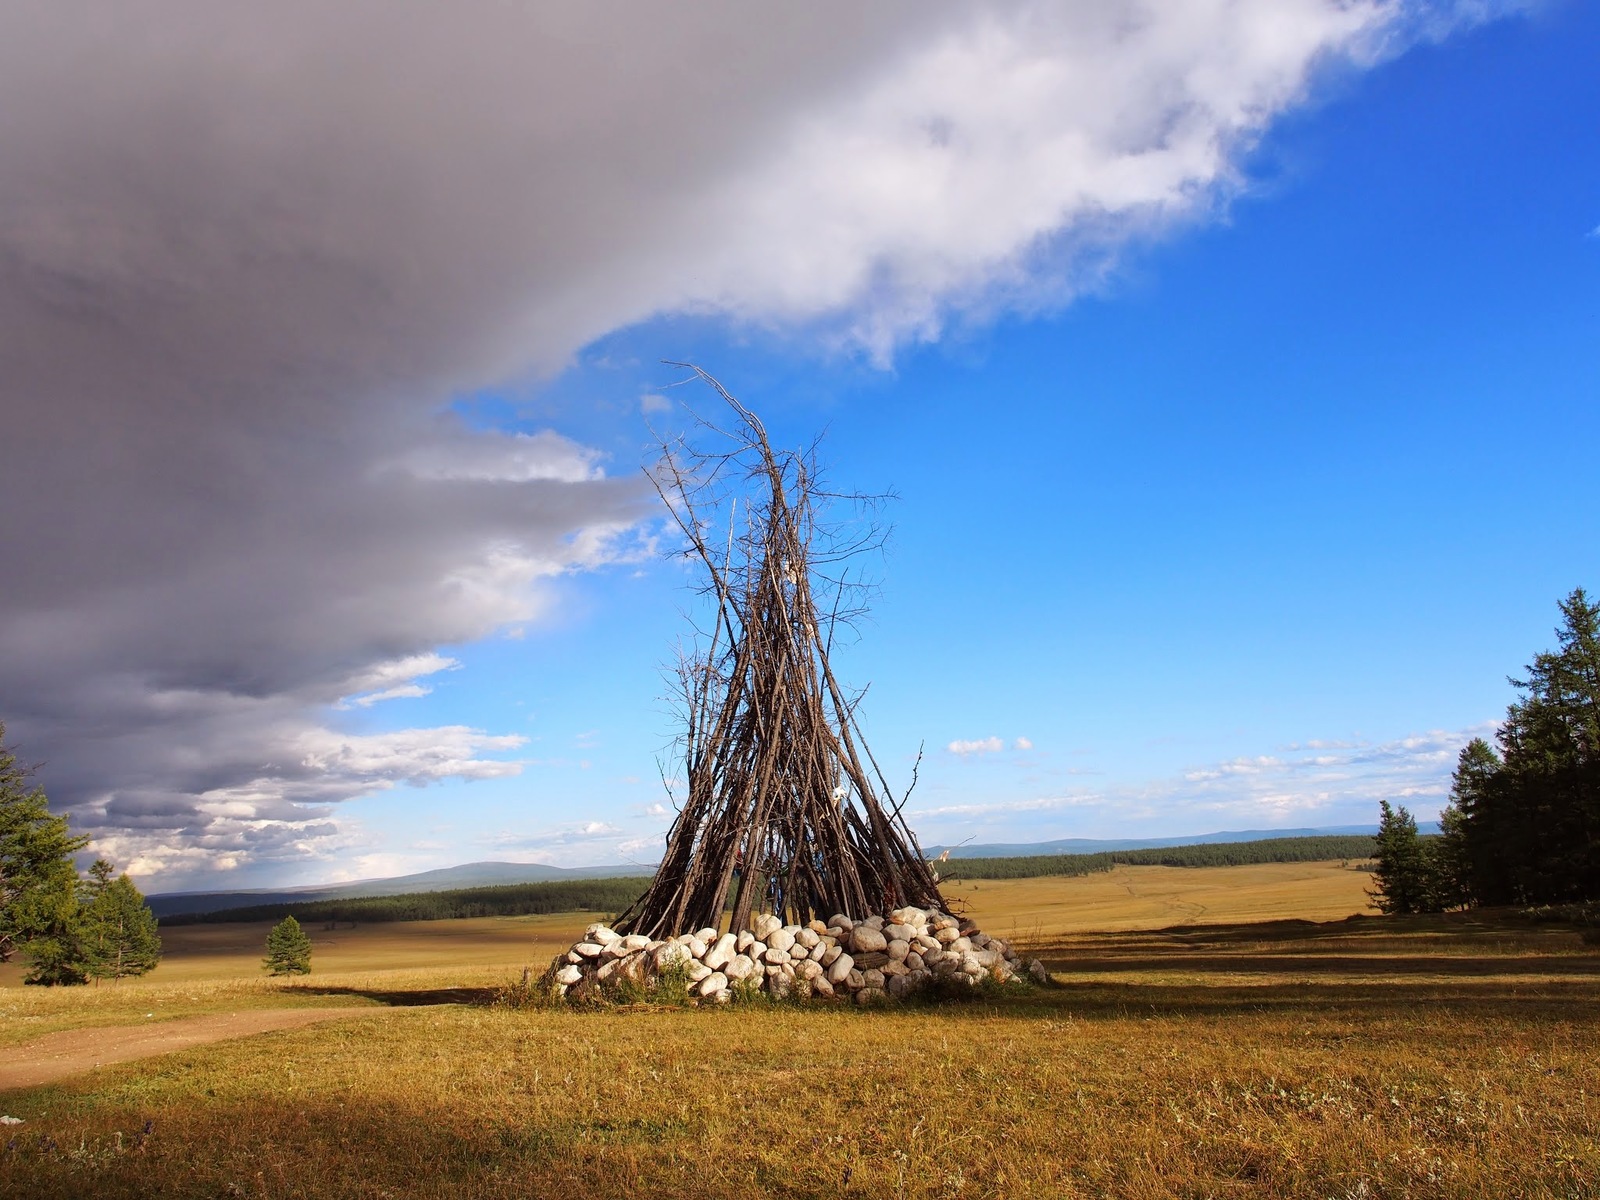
<box><xmin>0</xmin><ymin>1007</ymin><xmax>370</xmax><ymax>1092</ymax></box>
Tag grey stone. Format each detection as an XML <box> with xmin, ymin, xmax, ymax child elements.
<box><xmin>850</xmin><ymin>926</ymin><xmax>888</xmax><ymax>954</ymax></box>
<box><xmin>826</xmin><ymin>952</ymin><xmax>855</xmax><ymax>984</ymax></box>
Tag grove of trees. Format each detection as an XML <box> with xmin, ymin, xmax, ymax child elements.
<box><xmin>0</xmin><ymin>723</ymin><xmax>162</xmax><ymax>984</ymax></box>
<box><xmin>1372</xmin><ymin>588</ymin><xmax>1600</xmax><ymax>913</ymax></box>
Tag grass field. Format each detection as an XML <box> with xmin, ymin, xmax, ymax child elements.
<box><xmin>3</xmin><ymin>861</ymin><xmax>1598</xmax><ymax>1198</ymax></box>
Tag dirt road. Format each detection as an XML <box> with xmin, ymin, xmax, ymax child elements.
<box><xmin>0</xmin><ymin>1008</ymin><xmax>369</xmax><ymax>1092</ymax></box>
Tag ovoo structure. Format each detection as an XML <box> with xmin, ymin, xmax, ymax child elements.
<box><xmin>549</xmin><ymin>369</ymin><xmax>1044</xmax><ymax>1004</ymax></box>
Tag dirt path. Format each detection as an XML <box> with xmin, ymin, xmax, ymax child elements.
<box><xmin>0</xmin><ymin>1007</ymin><xmax>372</xmax><ymax>1092</ymax></box>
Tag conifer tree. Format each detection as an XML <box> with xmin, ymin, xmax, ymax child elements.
<box><xmin>0</xmin><ymin>723</ymin><xmax>90</xmax><ymax>984</ymax></box>
<box><xmin>264</xmin><ymin>915</ymin><xmax>312</xmax><ymax>976</ymax></box>
<box><xmin>80</xmin><ymin>859</ymin><xmax>162</xmax><ymax>981</ymax></box>
<box><xmin>1370</xmin><ymin>800</ymin><xmax>1432</xmax><ymax>915</ymax></box>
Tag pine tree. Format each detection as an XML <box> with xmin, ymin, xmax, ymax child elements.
<box><xmin>0</xmin><ymin>723</ymin><xmax>90</xmax><ymax>984</ymax></box>
<box><xmin>1370</xmin><ymin>800</ymin><xmax>1432</xmax><ymax>915</ymax></box>
<box><xmin>80</xmin><ymin>859</ymin><xmax>162</xmax><ymax>981</ymax></box>
<box><xmin>264</xmin><ymin>915</ymin><xmax>312</xmax><ymax>976</ymax></box>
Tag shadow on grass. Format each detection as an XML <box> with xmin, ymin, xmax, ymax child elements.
<box><xmin>299</xmin><ymin>984</ymin><xmax>500</xmax><ymax>1008</ymax></box>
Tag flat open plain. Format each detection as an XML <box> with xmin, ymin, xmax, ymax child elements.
<box><xmin>2</xmin><ymin>861</ymin><xmax>1596</xmax><ymax>1198</ymax></box>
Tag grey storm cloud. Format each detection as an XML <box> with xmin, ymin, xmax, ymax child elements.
<box><xmin>0</xmin><ymin>1</ymin><xmax>1506</xmax><ymax>885</ymax></box>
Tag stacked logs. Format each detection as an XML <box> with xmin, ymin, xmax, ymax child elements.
<box><xmin>549</xmin><ymin>905</ymin><xmax>1050</xmax><ymax>1005</ymax></box>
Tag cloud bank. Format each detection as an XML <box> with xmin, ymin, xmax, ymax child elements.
<box><xmin>0</xmin><ymin>1</ymin><xmax>1508</xmax><ymax>884</ymax></box>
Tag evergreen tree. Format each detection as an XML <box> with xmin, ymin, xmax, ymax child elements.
<box><xmin>80</xmin><ymin>859</ymin><xmax>162</xmax><ymax>981</ymax></box>
<box><xmin>0</xmin><ymin>723</ymin><xmax>90</xmax><ymax>984</ymax></box>
<box><xmin>264</xmin><ymin>915</ymin><xmax>312</xmax><ymax>976</ymax></box>
<box><xmin>1370</xmin><ymin>800</ymin><xmax>1433</xmax><ymax>914</ymax></box>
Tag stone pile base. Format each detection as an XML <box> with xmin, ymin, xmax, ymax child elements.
<box><xmin>548</xmin><ymin>905</ymin><xmax>1049</xmax><ymax>1005</ymax></box>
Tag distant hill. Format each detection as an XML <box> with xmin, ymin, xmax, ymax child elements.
<box><xmin>922</xmin><ymin>823</ymin><xmax>1438</xmax><ymax>859</ymax></box>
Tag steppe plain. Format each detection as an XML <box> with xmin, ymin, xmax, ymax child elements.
<box><xmin>3</xmin><ymin>861</ymin><xmax>1596</xmax><ymax>1198</ymax></box>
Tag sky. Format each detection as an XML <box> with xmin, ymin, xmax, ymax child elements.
<box><xmin>1</xmin><ymin>1</ymin><xmax>1595</xmax><ymax>891</ymax></box>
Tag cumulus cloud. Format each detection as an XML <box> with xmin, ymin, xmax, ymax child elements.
<box><xmin>1014</xmin><ymin>737</ymin><xmax>1034</xmax><ymax>751</ymax></box>
<box><xmin>947</xmin><ymin>737</ymin><xmax>1007</xmax><ymax>757</ymax></box>
<box><xmin>0</xmin><ymin>1</ymin><xmax>1514</xmax><ymax>884</ymax></box>
<box><xmin>913</xmin><ymin>726</ymin><xmax>1487</xmax><ymax>839</ymax></box>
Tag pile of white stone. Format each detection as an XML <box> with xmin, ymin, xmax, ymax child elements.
<box><xmin>549</xmin><ymin>906</ymin><xmax>1049</xmax><ymax>1005</ymax></box>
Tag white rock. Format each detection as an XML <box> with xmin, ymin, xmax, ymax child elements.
<box><xmin>695</xmin><ymin>927</ymin><xmax>720</xmax><ymax>942</ymax></box>
<box><xmin>698</xmin><ymin>971</ymin><xmax>728</xmax><ymax>997</ymax></box>
<box><xmin>747</xmin><ymin>941</ymin><xmax>768</xmax><ymax>961</ymax></box>
<box><xmin>827</xmin><ymin>952</ymin><xmax>855</xmax><ymax>984</ymax></box>
<box><xmin>862</xmin><ymin>915</ymin><xmax>885</xmax><ymax>931</ymax></box>
<box><xmin>862</xmin><ymin>968</ymin><xmax>886</xmax><ymax>990</ymax></box>
<box><xmin>806</xmin><ymin>919</ymin><xmax>830</xmax><ymax>935</ymax></box>
<box><xmin>811</xmin><ymin>975</ymin><xmax>836</xmax><ymax>998</ymax></box>
<box><xmin>687</xmin><ymin>962</ymin><xmax>713</xmax><ymax>983</ymax></box>
<box><xmin>914</xmin><ymin>934</ymin><xmax>941</xmax><ymax>952</ymax></box>
<box><xmin>685</xmin><ymin>936</ymin><xmax>707</xmax><ymax>959</ymax></box>
<box><xmin>653</xmin><ymin>943</ymin><xmax>689</xmax><ymax>970</ymax></box>
<box><xmin>763</xmin><ymin>946</ymin><xmax>792</xmax><ymax>966</ymax></box>
<box><xmin>821</xmin><ymin>945</ymin><xmax>843</xmax><ymax>967</ymax></box>
<box><xmin>555</xmin><ymin>965</ymin><xmax>582</xmax><ymax>986</ymax></box>
<box><xmin>620</xmin><ymin>934</ymin><xmax>651</xmax><ymax>951</ymax></box>
<box><xmin>850</xmin><ymin>927</ymin><xmax>888</xmax><ymax>954</ymax></box>
<box><xmin>565</xmin><ymin>950</ymin><xmax>584</xmax><ymax>965</ymax></box>
<box><xmin>828</xmin><ymin>914</ymin><xmax>853</xmax><ymax>931</ymax></box>
<box><xmin>768</xmin><ymin>971</ymin><xmax>793</xmax><ymax>998</ymax></box>
<box><xmin>920</xmin><ymin>947</ymin><xmax>944</xmax><ymax>967</ymax></box>
<box><xmin>736</xmin><ymin>930</ymin><xmax>756</xmax><ymax>954</ymax></box>
<box><xmin>585</xmin><ymin>923</ymin><xmax>620</xmax><ymax>942</ymax></box>
<box><xmin>1029</xmin><ymin>959</ymin><xmax>1050</xmax><ymax>985</ymax></box>
<box><xmin>796</xmin><ymin>959</ymin><xmax>824</xmax><ymax>981</ymax></box>
<box><xmin>934</xmin><ymin>927</ymin><xmax>960</xmax><ymax>945</ymax></box>
<box><xmin>949</xmin><ymin>936</ymin><xmax>973</xmax><ymax>954</ymax></box>
<box><xmin>573</xmin><ymin>942</ymin><xmax>604</xmax><ymax>958</ymax></box>
<box><xmin>846</xmin><ymin>969</ymin><xmax>865</xmax><ymax>990</ymax></box>
<box><xmin>752</xmin><ymin>914</ymin><xmax>783</xmax><ymax>940</ymax></box>
<box><xmin>881</xmin><ymin>960</ymin><xmax>908</xmax><ymax>978</ymax></box>
<box><xmin>855</xmin><ymin>986</ymin><xmax>888</xmax><ymax>1006</ymax></box>
<box><xmin>975</xmin><ymin>948</ymin><xmax>999</xmax><ymax>969</ymax></box>
<box><xmin>886</xmin><ymin>939</ymin><xmax>910</xmax><ymax>963</ymax></box>
<box><xmin>704</xmin><ymin>933</ymin><xmax>738</xmax><ymax>971</ymax></box>
<box><xmin>795</xmin><ymin>927</ymin><xmax>820</xmax><ymax>949</ymax></box>
<box><xmin>725</xmin><ymin>953</ymin><xmax>757</xmax><ymax>982</ymax></box>
<box><xmin>768</xmin><ymin>927</ymin><xmax>796</xmax><ymax>953</ymax></box>
<box><xmin>596</xmin><ymin>959</ymin><xmax>619</xmax><ymax>981</ymax></box>
<box><xmin>885</xmin><ymin>923</ymin><xmax>914</xmax><ymax>943</ymax></box>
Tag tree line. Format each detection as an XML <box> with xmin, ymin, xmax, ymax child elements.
<box><xmin>1</xmin><ymin>724</ymin><xmax>162</xmax><ymax>984</ymax></box>
<box><xmin>164</xmin><ymin>877</ymin><xmax>654</xmax><ymax>926</ymax></box>
<box><xmin>936</xmin><ymin>835</ymin><xmax>1379</xmax><ymax>882</ymax></box>
<box><xmin>1372</xmin><ymin>588</ymin><xmax>1600</xmax><ymax>914</ymax></box>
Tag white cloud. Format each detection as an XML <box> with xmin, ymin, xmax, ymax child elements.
<box><xmin>640</xmin><ymin>392</ymin><xmax>673</xmax><ymax>415</ymax></box>
<box><xmin>947</xmin><ymin>736</ymin><xmax>1006</xmax><ymax>756</ymax></box>
<box><xmin>912</xmin><ymin>725</ymin><xmax>1493</xmax><ymax>841</ymax></box>
<box><xmin>1014</xmin><ymin>736</ymin><xmax>1034</xmax><ymax>751</ymax></box>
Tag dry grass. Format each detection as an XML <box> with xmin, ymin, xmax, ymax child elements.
<box><xmin>2</xmin><ymin>863</ymin><xmax>1598</xmax><ymax>1198</ymax></box>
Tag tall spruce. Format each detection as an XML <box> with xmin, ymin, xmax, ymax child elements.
<box><xmin>1370</xmin><ymin>800</ymin><xmax>1433</xmax><ymax>914</ymax></box>
<box><xmin>80</xmin><ymin>859</ymin><xmax>163</xmax><ymax>981</ymax></box>
<box><xmin>264</xmin><ymin>915</ymin><xmax>313</xmax><ymax>976</ymax></box>
<box><xmin>0</xmin><ymin>723</ymin><xmax>90</xmax><ymax>984</ymax></box>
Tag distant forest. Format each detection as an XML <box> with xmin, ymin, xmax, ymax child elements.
<box><xmin>161</xmin><ymin>877</ymin><xmax>652</xmax><ymax>926</ymax></box>
<box><xmin>936</xmin><ymin>835</ymin><xmax>1377</xmax><ymax>881</ymax></box>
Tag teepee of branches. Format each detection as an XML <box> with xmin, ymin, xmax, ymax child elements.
<box><xmin>614</xmin><ymin>369</ymin><xmax>946</xmax><ymax>939</ymax></box>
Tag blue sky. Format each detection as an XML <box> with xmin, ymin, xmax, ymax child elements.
<box><xmin>313</xmin><ymin>3</ymin><xmax>1599</xmax><ymax>881</ymax></box>
<box><xmin>3</xmin><ymin>2</ymin><xmax>1595</xmax><ymax>888</ymax></box>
